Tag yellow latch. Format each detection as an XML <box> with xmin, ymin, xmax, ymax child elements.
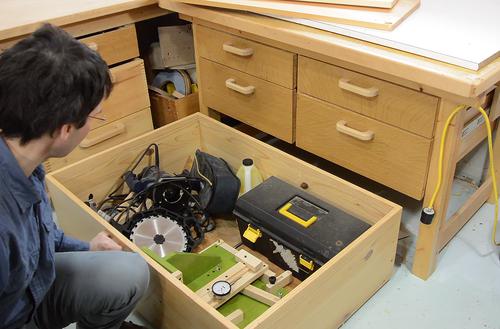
<box><xmin>299</xmin><ymin>255</ymin><xmax>314</xmax><ymax>271</ymax></box>
<box><xmin>243</xmin><ymin>225</ymin><xmax>262</xmax><ymax>243</ymax></box>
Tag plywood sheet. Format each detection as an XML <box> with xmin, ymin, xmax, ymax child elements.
<box><xmin>287</xmin><ymin>0</ymin><xmax>397</xmax><ymax>9</ymax></box>
<box><xmin>272</xmin><ymin>0</ymin><xmax>500</xmax><ymax>70</ymax></box>
<box><xmin>168</xmin><ymin>0</ymin><xmax>420</xmax><ymax>30</ymax></box>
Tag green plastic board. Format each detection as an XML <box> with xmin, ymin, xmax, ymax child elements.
<box><xmin>143</xmin><ymin>243</ymin><xmax>289</xmax><ymax>327</ymax></box>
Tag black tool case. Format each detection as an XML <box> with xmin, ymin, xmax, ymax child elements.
<box><xmin>234</xmin><ymin>176</ymin><xmax>371</xmax><ymax>280</ymax></box>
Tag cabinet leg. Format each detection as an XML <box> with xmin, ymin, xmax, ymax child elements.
<box><xmin>412</xmin><ymin>101</ymin><xmax>465</xmax><ymax>280</ymax></box>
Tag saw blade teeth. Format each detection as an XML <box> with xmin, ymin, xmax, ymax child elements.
<box><xmin>130</xmin><ymin>213</ymin><xmax>189</xmax><ymax>253</ymax></box>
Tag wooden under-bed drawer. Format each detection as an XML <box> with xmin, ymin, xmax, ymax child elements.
<box><xmin>195</xmin><ymin>25</ymin><xmax>295</xmax><ymax>88</ymax></box>
<box><xmin>47</xmin><ymin>113</ymin><xmax>401</xmax><ymax>329</ymax></box>
<box><xmin>298</xmin><ymin>56</ymin><xmax>439</xmax><ymax>138</ymax></box>
<box><xmin>200</xmin><ymin>58</ymin><xmax>294</xmax><ymax>142</ymax></box>
<box><xmin>79</xmin><ymin>24</ymin><xmax>139</xmax><ymax>66</ymax></box>
<box><xmin>296</xmin><ymin>93</ymin><xmax>432</xmax><ymax>199</ymax></box>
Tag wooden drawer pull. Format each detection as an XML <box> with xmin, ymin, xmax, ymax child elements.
<box><xmin>87</xmin><ymin>42</ymin><xmax>98</xmax><ymax>51</ymax></box>
<box><xmin>336</xmin><ymin>120</ymin><xmax>374</xmax><ymax>141</ymax></box>
<box><xmin>223</xmin><ymin>42</ymin><xmax>254</xmax><ymax>57</ymax></box>
<box><xmin>79</xmin><ymin>123</ymin><xmax>126</xmax><ymax>148</ymax></box>
<box><xmin>225</xmin><ymin>78</ymin><xmax>255</xmax><ymax>95</ymax></box>
<box><xmin>338</xmin><ymin>78</ymin><xmax>379</xmax><ymax>98</ymax></box>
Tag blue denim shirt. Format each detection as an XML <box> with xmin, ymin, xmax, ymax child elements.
<box><xmin>0</xmin><ymin>139</ymin><xmax>89</xmax><ymax>329</ymax></box>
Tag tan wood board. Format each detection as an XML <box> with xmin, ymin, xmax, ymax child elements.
<box><xmin>166</xmin><ymin>0</ymin><xmax>419</xmax><ymax>30</ymax></box>
<box><xmin>290</xmin><ymin>0</ymin><xmax>397</xmax><ymax>8</ymax></box>
<box><xmin>0</xmin><ymin>0</ymin><xmax>158</xmax><ymax>40</ymax></box>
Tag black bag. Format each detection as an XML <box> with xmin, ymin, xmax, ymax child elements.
<box><xmin>191</xmin><ymin>149</ymin><xmax>240</xmax><ymax>216</ymax></box>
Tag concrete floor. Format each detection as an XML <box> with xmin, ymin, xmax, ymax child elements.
<box><xmin>342</xmin><ymin>202</ymin><xmax>500</xmax><ymax>329</ymax></box>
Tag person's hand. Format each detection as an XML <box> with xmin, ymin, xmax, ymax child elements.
<box><xmin>90</xmin><ymin>231</ymin><xmax>123</xmax><ymax>251</ymax></box>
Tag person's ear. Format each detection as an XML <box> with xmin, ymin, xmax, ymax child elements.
<box><xmin>54</xmin><ymin>123</ymin><xmax>74</xmax><ymax>142</ymax></box>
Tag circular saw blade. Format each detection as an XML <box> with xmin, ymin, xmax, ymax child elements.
<box><xmin>130</xmin><ymin>215</ymin><xmax>188</xmax><ymax>257</ymax></box>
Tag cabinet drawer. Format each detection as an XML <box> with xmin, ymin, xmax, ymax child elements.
<box><xmin>200</xmin><ymin>58</ymin><xmax>294</xmax><ymax>142</ymax></box>
<box><xmin>297</xmin><ymin>94</ymin><xmax>431</xmax><ymax>199</ymax></box>
<box><xmin>47</xmin><ymin>113</ymin><xmax>401</xmax><ymax>329</ymax></box>
<box><xmin>91</xmin><ymin>59</ymin><xmax>150</xmax><ymax>130</ymax></box>
<box><xmin>195</xmin><ymin>25</ymin><xmax>295</xmax><ymax>88</ymax></box>
<box><xmin>80</xmin><ymin>25</ymin><xmax>139</xmax><ymax>66</ymax></box>
<box><xmin>298</xmin><ymin>56</ymin><xmax>438</xmax><ymax>138</ymax></box>
<box><xmin>45</xmin><ymin>109</ymin><xmax>153</xmax><ymax>172</ymax></box>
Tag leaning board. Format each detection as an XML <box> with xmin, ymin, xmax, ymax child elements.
<box><xmin>272</xmin><ymin>0</ymin><xmax>500</xmax><ymax>70</ymax></box>
<box><xmin>287</xmin><ymin>0</ymin><xmax>397</xmax><ymax>9</ymax></box>
<box><xmin>166</xmin><ymin>0</ymin><xmax>420</xmax><ymax>30</ymax></box>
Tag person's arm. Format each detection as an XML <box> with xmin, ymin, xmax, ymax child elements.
<box><xmin>0</xmin><ymin>233</ymin><xmax>10</xmax><ymax>295</ymax></box>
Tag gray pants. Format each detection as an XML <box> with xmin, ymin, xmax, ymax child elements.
<box><xmin>27</xmin><ymin>251</ymin><xmax>150</xmax><ymax>329</ymax></box>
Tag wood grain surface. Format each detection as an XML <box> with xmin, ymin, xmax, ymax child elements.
<box><xmin>166</xmin><ymin>0</ymin><xmax>419</xmax><ymax>30</ymax></box>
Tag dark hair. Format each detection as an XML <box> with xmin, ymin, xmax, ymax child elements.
<box><xmin>0</xmin><ymin>23</ymin><xmax>112</xmax><ymax>144</ymax></box>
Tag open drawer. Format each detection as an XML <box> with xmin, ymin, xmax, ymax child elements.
<box><xmin>47</xmin><ymin>113</ymin><xmax>401</xmax><ymax>329</ymax></box>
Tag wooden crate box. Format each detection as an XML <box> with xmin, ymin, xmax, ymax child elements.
<box><xmin>150</xmin><ymin>91</ymin><xmax>199</xmax><ymax>128</ymax></box>
<box><xmin>47</xmin><ymin>113</ymin><xmax>401</xmax><ymax>329</ymax></box>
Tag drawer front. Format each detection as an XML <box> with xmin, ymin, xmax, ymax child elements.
<box><xmin>91</xmin><ymin>59</ymin><xmax>150</xmax><ymax>130</ymax></box>
<box><xmin>195</xmin><ymin>25</ymin><xmax>295</xmax><ymax>88</ymax></box>
<box><xmin>297</xmin><ymin>94</ymin><xmax>431</xmax><ymax>199</ymax></box>
<box><xmin>80</xmin><ymin>25</ymin><xmax>139</xmax><ymax>66</ymax></box>
<box><xmin>45</xmin><ymin>109</ymin><xmax>153</xmax><ymax>172</ymax></box>
<box><xmin>298</xmin><ymin>56</ymin><xmax>438</xmax><ymax>138</ymax></box>
<box><xmin>200</xmin><ymin>58</ymin><xmax>294</xmax><ymax>142</ymax></box>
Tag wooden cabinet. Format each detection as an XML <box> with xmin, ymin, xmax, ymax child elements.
<box><xmin>44</xmin><ymin>25</ymin><xmax>153</xmax><ymax>172</ymax></box>
<box><xmin>194</xmin><ymin>23</ymin><xmax>438</xmax><ymax>199</ymax></box>
<box><xmin>195</xmin><ymin>25</ymin><xmax>296</xmax><ymax>142</ymax></box>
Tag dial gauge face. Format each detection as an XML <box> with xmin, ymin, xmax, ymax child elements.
<box><xmin>211</xmin><ymin>280</ymin><xmax>231</xmax><ymax>297</ymax></box>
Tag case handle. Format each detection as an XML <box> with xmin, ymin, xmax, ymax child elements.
<box><xmin>338</xmin><ymin>78</ymin><xmax>378</xmax><ymax>98</ymax></box>
<box><xmin>278</xmin><ymin>203</ymin><xmax>317</xmax><ymax>228</ymax></box>
<box><xmin>336</xmin><ymin>120</ymin><xmax>374</xmax><ymax>141</ymax></box>
<box><xmin>225</xmin><ymin>78</ymin><xmax>255</xmax><ymax>95</ymax></box>
<box><xmin>80</xmin><ymin>123</ymin><xmax>125</xmax><ymax>148</ymax></box>
<box><xmin>223</xmin><ymin>42</ymin><xmax>254</xmax><ymax>57</ymax></box>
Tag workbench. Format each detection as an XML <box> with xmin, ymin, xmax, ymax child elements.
<box><xmin>156</xmin><ymin>0</ymin><xmax>500</xmax><ymax>280</ymax></box>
